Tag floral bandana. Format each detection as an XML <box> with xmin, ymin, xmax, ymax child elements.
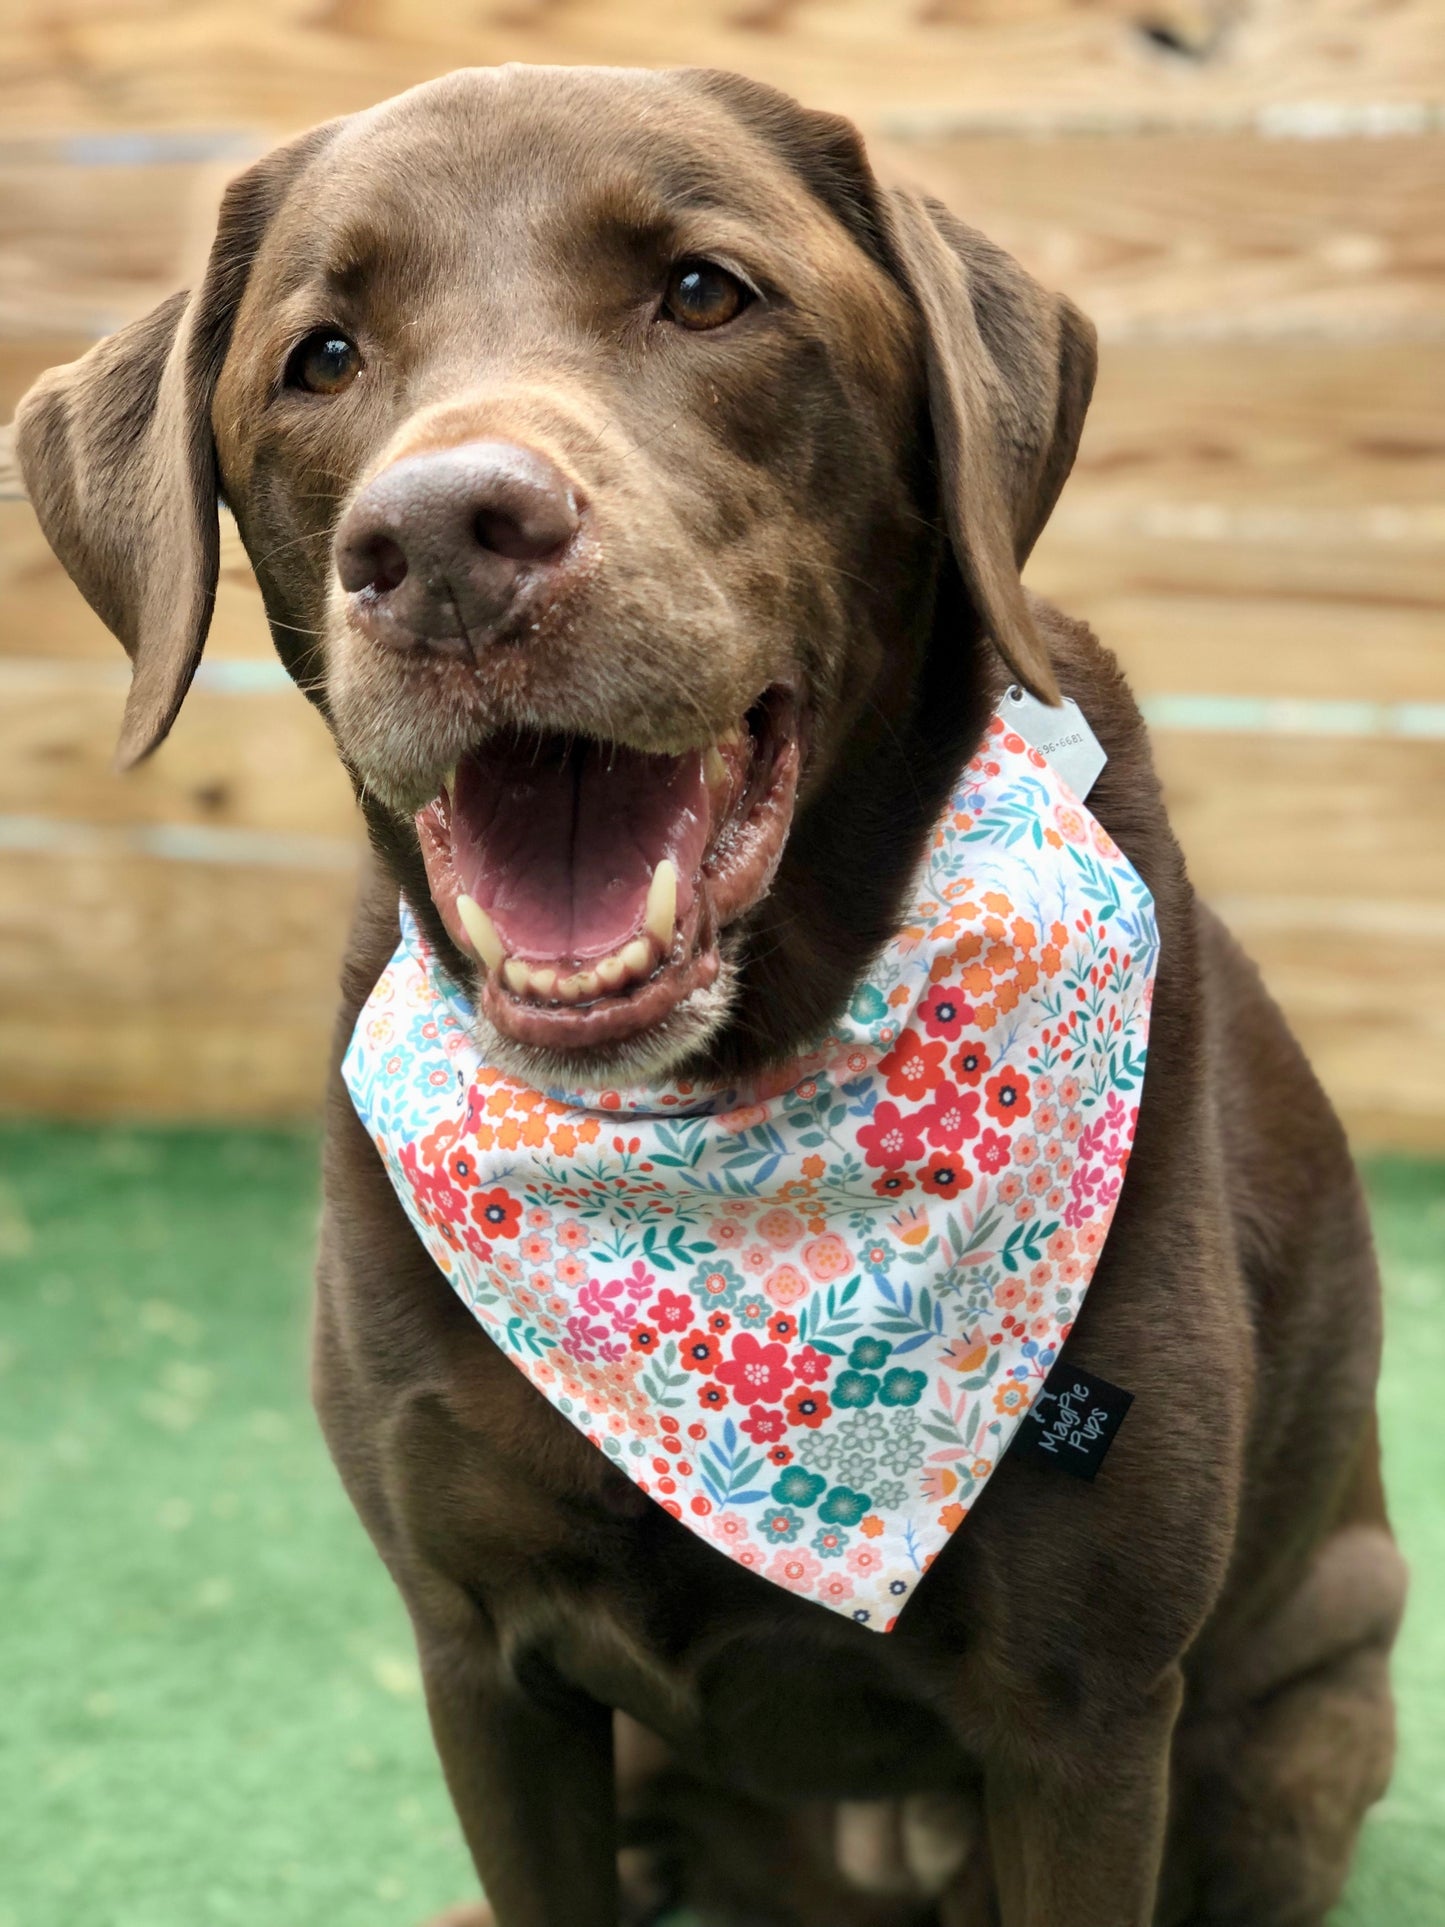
<box><xmin>344</xmin><ymin>714</ymin><xmax>1158</xmax><ymax>1630</ymax></box>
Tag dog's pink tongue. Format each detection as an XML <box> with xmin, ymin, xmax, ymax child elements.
<box><xmin>450</xmin><ymin>736</ymin><xmax>708</xmax><ymax>963</ymax></box>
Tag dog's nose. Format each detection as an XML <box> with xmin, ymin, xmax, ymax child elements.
<box><xmin>334</xmin><ymin>440</ymin><xmax>583</xmax><ymax>650</ymax></box>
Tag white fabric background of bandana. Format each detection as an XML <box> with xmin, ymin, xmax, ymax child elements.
<box><xmin>344</xmin><ymin>715</ymin><xmax>1158</xmax><ymax>1631</ymax></box>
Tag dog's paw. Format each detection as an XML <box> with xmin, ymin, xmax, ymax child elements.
<box><xmin>833</xmin><ymin>1792</ymin><xmax>976</xmax><ymax>1898</ymax></box>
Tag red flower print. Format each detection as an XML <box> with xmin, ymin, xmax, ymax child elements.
<box><xmin>716</xmin><ymin>1332</ymin><xmax>794</xmax><ymax>1403</ymax></box>
<box><xmin>857</xmin><ymin>1100</ymin><xmax>926</xmax><ymax>1170</ymax></box>
<box><xmin>952</xmin><ymin>1040</ymin><xmax>992</xmax><ymax>1086</ymax></box>
<box><xmin>679</xmin><ymin>1330</ymin><xmax>721</xmax><ymax>1375</ymax></box>
<box><xmin>767</xmin><ymin>1444</ymin><xmax>794</xmax><ymax>1467</ymax></box>
<box><xmin>472</xmin><ymin>1187</ymin><xmax>522</xmax><ymax>1237</ymax></box>
<box><xmin>918</xmin><ymin>1157</ymin><xmax>972</xmax><ymax>1198</ymax></box>
<box><xmin>767</xmin><ymin>1312</ymin><xmax>798</xmax><ymax>1344</ymax></box>
<box><xmin>445</xmin><ymin>1146</ymin><xmax>480</xmax><ymax>1189</ymax></box>
<box><xmin>984</xmin><ymin>1067</ymin><xmax>1032</xmax><ymax>1124</ymax></box>
<box><xmin>630</xmin><ymin>1325</ymin><xmax>658</xmax><ymax>1354</ymax></box>
<box><xmin>784</xmin><ymin>1386</ymin><xmax>831</xmax><ymax>1429</ymax></box>
<box><xmin>879</xmin><ymin>1029</ymin><xmax>947</xmax><ymax>1102</ymax></box>
<box><xmin>650</xmin><ymin>1289</ymin><xmax>695</xmax><ymax>1332</ymax></box>
<box><xmin>698</xmin><ymin>1382</ymin><xmax>729</xmax><ymax>1411</ymax></box>
<box><xmin>917</xmin><ymin>985</ymin><xmax>973</xmax><ymax>1040</ymax></box>
<box><xmin>976</xmin><ymin>1128</ymin><xmax>1011</xmax><ymax>1175</ymax></box>
<box><xmin>791</xmin><ymin>1345</ymin><xmax>832</xmax><ymax>1383</ymax></box>
<box><xmin>707</xmin><ymin>1309</ymin><xmax>732</xmax><ymax>1335</ymax></box>
<box><xmin>740</xmin><ymin>1404</ymin><xmax>787</xmax><ymax>1444</ymax></box>
<box><xmin>871</xmin><ymin>1171</ymin><xmax>915</xmax><ymax>1199</ymax></box>
<box><xmin>918</xmin><ymin>1082</ymin><xmax>980</xmax><ymax>1151</ymax></box>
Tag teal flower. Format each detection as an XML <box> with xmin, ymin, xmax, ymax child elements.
<box><xmin>736</xmin><ymin>1294</ymin><xmax>771</xmax><ymax>1328</ymax></box>
<box><xmin>879</xmin><ymin>1367</ymin><xmax>926</xmax><ymax>1408</ymax></box>
<box><xmin>761</xmin><ymin>1505</ymin><xmax>804</xmax><ymax>1544</ymax></box>
<box><xmin>833</xmin><ymin>1369</ymin><xmax>879</xmax><ymax>1410</ymax></box>
<box><xmin>811</xmin><ymin>1524</ymin><xmax>850</xmax><ymax>1559</ymax></box>
<box><xmin>691</xmin><ymin>1258</ymin><xmax>746</xmax><ymax>1307</ymax></box>
<box><xmin>848</xmin><ymin>1335</ymin><xmax>892</xmax><ymax>1371</ymax></box>
<box><xmin>771</xmin><ymin>1467</ymin><xmax>825</xmax><ymax>1508</ymax></box>
<box><xmin>819</xmin><ymin>1485</ymin><xmax>872</xmax><ymax>1527</ymax></box>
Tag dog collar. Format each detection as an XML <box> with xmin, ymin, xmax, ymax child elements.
<box><xmin>344</xmin><ymin>713</ymin><xmax>1157</xmax><ymax>1630</ymax></box>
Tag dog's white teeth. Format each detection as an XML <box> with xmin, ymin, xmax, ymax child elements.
<box><xmin>645</xmin><ymin>860</ymin><xmax>678</xmax><ymax>948</ymax></box>
<box><xmin>704</xmin><ymin>746</ymin><xmax>728</xmax><ymax>790</ymax></box>
<box><xmin>556</xmin><ymin>969</ymin><xmax>601</xmax><ymax>1004</ymax></box>
<box><xmin>595</xmin><ymin>951</ymin><xmax>629</xmax><ymax>989</ymax></box>
<box><xmin>716</xmin><ymin>723</ymin><xmax>744</xmax><ymax>750</ymax></box>
<box><xmin>502</xmin><ymin>958</ymin><xmax>531</xmax><ymax>995</ymax></box>
<box><xmin>620</xmin><ymin>936</ymin><xmax>653</xmax><ymax>977</ymax></box>
<box><xmin>456</xmin><ymin>894</ymin><xmax>504</xmax><ymax>971</ymax></box>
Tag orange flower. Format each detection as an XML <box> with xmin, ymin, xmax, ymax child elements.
<box><xmin>1010</xmin><ymin>917</ymin><xmax>1037</xmax><ymax>950</ymax></box>
<box><xmin>550</xmin><ymin>1123</ymin><xmax>578</xmax><ymax>1156</ymax></box>
<box><xmin>938</xmin><ymin>1502</ymin><xmax>968</xmax><ymax>1533</ymax></box>
<box><xmin>577</xmin><ymin>1117</ymin><xmax>600</xmax><ymax>1144</ymax></box>
<box><xmin>520</xmin><ymin>1113</ymin><xmax>549</xmax><ymax>1148</ymax></box>
<box><xmin>801</xmin><ymin>1154</ymin><xmax>826</xmax><ymax>1180</ymax></box>
<box><xmin>983</xmin><ymin>892</ymin><xmax>1011</xmax><ymax>915</ymax></box>
<box><xmin>496</xmin><ymin>1117</ymin><xmax>521</xmax><ymax>1151</ymax></box>
<box><xmin>859</xmin><ymin>1514</ymin><xmax>885</xmax><ymax>1539</ymax></box>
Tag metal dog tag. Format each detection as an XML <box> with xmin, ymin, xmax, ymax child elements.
<box><xmin>1000</xmin><ymin>685</ymin><xmax>1107</xmax><ymax>802</ymax></box>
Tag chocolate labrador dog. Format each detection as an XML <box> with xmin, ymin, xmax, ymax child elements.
<box><xmin>18</xmin><ymin>64</ymin><xmax>1405</xmax><ymax>1927</ymax></box>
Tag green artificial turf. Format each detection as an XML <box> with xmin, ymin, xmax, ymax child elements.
<box><xmin>0</xmin><ymin>1125</ymin><xmax>1440</xmax><ymax>1925</ymax></box>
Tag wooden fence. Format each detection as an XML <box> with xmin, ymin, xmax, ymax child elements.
<box><xmin>2</xmin><ymin>1</ymin><xmax>1442</xmax><ymax>1143</ymax></box>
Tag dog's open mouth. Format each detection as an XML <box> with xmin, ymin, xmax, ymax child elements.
<box><xmin>415</xmin><ymin>688</ymin><xmax>802</xmax><ymax>1052</ymax></box>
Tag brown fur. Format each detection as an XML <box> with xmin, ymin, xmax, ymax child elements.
<box><xmin>16</xmin><ymin>64</ymin><xmax>1403</xmax><ymax>1927</ymax></box>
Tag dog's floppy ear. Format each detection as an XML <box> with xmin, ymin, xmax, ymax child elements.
<box><xmin>15</xmin><ymin>130</ymin><xmax>330</xmax><ymax>767</ymax></box>
<box><xmin>878</xmin><ymin>189</ymin><xmax>1096</xmax><ymax>705</ymax></box>
<box><xmin>684</xmin><ymin>71</ymin><xmax>1095</xmax><ymax>705</ymax></box>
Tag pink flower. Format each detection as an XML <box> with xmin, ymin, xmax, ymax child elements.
<box><xmin>1013</xmin><ymin>1135</ymin><xmax>1038</xmax><ymax>1165</ymax></box>
<box><xmin>816</xmin><ymin>1571</ymin><xmax>855</xmax><ymax>1605</ymax></box>
<box><xmin>801</xmin><ymin>1234</ymin><xmax>852</xmax><ymax>1282</ymax></box>
<box><xmin>917</xmin><ymin>985</ymin><xmax>973</xmax><ymax>1040</ymax></box>
<box><xmin>520</xmin><ymin>1234</ymin><xmax>551</xmax><ymax>1266</ymax></box>
<box><xmin>997</xmin><ymin>1175</ymin><xmax>1023</xmax><ymax>1204</ymax></box>
<box><xmin>756</xmin><ymin>1206</ymin><xmax>804</xmax><ymax>1249</ymax></box>
<box><xmin>742</xmin><ymin>1243</ymin><xmax>772</xmax><ymax>1274</ymax></box>
<box><xmin>709</xmin><ymin>1219</ymin><xmax>744</xmax><ymax>1246</ymax></box>
<box><xmin>846</xmin><ymin>1543</ymin><xmax>884</xmax><ymax>1577</ymax></box>
<box><xmin>767</xmin><ymin>1548</ymin><xmax>824</xmax><ymax>1591</ymax></box>
<box><xmin>554</xmin><ymin>1254</ymin><xmax>588</xmax><ymax>1287</ymax></box>
<box><xmin>764</xmin><ymin>1264</ymin><xmax>809</xmax><ymax>1308</ymax></box>
<box><xmin>556</xmin><ymin>1219</ymin><xmax>590</xmax><ymax>1250</ymax></box>
<box><xmin>995</xmin><ymin>1278</ymin><xmax>1025</xmax><ymax>1309</ymax></box>
<box><xmin>791</xmin><ymin>1345</ymin><xmax>832</xmax><ymax>1383</ymax></box>
<box><xmin>716</xmin><ymin>1333</ymin><xmax>794</xmax><ymax>1404</ymax></box>
<box><xmin>740</xmin><ymin>1404</ymin><xmax>787</xmax><ymax>1444</ymax></box>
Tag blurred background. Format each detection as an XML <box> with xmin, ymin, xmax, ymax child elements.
<box><xmin>0</xmin><ymin>3</ymin><xmax>1442</xmax><ymax>1924</ymax></box>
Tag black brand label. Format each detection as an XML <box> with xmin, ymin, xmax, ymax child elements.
<box><xmin>1012</xmin><ymin>1359</ymin><xmax>1133</xmax><ymax>1481</ymax></box>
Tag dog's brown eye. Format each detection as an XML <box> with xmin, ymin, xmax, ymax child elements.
<box><xmin>662</xmin><ymin>262</ymin><xmax>750</xmax><ymax>331</ymax></box>
<box><xmin>286</xmin><ymin>330</ymin><xmax>362</xmax><ymax>395</ymax></box>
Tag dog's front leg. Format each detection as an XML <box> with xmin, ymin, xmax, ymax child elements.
<box><xmin>981</xmin><ymin>1668</ymin><xmax>1181</xmax><ymax>1927</ymax></box>
<box><xmin>417</xmin><ymin>1629</ymin><xmax>619</xmax><ymax>1927</ymax></box>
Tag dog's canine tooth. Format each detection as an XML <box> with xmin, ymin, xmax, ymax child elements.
<box><xmin>456</xmin><ymin>894</ymin><xmax>504</xmax><ymax>971</ymax></box>
<box><xmin>645</xmin><ymin>860</ymin><xmax>677</xmax><ymax>947</ymax></box>
<box><xmin>704</xmin><ymin>746</ymin><xmax>728</xmax><ymax>790</ymax></box>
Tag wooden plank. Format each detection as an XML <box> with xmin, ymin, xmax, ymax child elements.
<box><xmin>1158</xmin><ymin>733</ymin><xmax>1445</xmax><ymax>905</ymax></box>
<box><xmin>878</xmin><ymin>132</ymin><xmax>1445</xmax><ymax>338</ymax></box>
<box><xmin>0</xmin><ymin>670</ymin><xmax>358</xmax><ymax>839</ymax></box>
<box><xmin>0</xmin><ymin>160</ymin><xmax>237</xmax><ymax>338</ymax></box>
<box><xmin>0</xmin><ymin>0</ymin><xmax>1442</xmax><ymax>138</ymax></box>
<box><xmin>1068</xmin><ymin>341</ymin><xmax>1445</xmax><ymax>513</ymax></box>
<box><xmin>1219</xmin><ymin>903</ymin><xmax>1445</xmax><ymax>1152</ymax></box>
<box><xmin>1028</xmin><ymin>534</ymin><xmax>1445</xmax><ymax>702</ymax></box>
<box><xmin>0</xmin><ymin>847</ymin><xmax>355</xmax><ymax>1012</ymax></box>
<box><xmin>1</xmin><ymin>509</ymin><xmax>276</xmax><ymax>661</ymax></box>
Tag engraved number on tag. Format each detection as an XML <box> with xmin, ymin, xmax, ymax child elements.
<box><xmin>1001</xmin><ymin>685</ymin><xmax>1108</xmax><ymax>802</ymax></box>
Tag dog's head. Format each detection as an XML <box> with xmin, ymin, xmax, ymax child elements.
<box><xmin>17</xmin><ymin>65</ymin><xmax>1093</xmax><ymax>1086</ymax></box>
